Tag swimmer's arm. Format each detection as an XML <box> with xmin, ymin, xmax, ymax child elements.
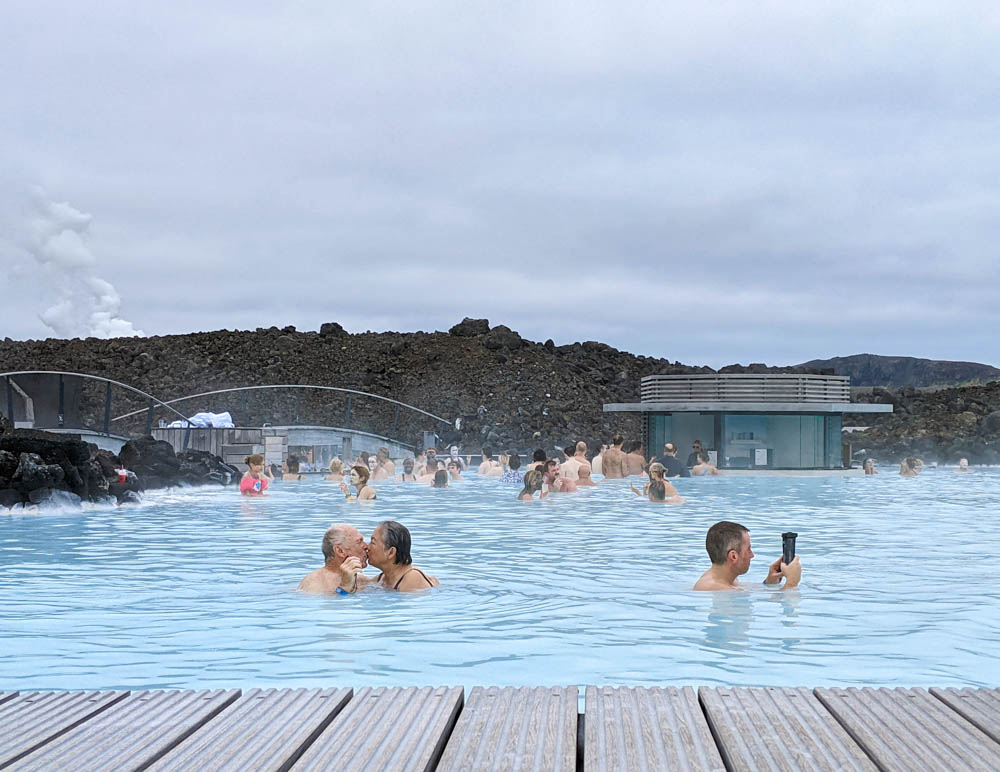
<box><xmin>629</xmin><ymin>483</ymin><xmax>643</xmax><ymax>496</ymax></box>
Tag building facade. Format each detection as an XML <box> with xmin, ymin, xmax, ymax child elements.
<box><xmin>604</xmin><ymin>374</ymin><xmax>892</xmax><ymax>470</ymax></box>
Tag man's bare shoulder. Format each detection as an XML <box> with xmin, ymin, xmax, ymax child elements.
<box><xmin>693</xmin><ymin>571</ymin><xmax>737</xmax><ymax>591</ymax></box>
<box><xmin>299</xmin><ymin>568</ymin><xmax>337</xmax><ymax>594</ymax></box>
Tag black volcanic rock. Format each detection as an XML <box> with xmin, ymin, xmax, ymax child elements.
<box><xmin>799</xmin><ymin>354</ymin><xmax>1000</xmax><ymax>388</ymax></box>
<box><xmin>319</xmin><ymin>322</ymin><xmax>348</xmax><ymax>337</ymax></box>
<box><xmin>449</xmin><ymin>317</ymin><xmax>489</xmax><ymax>337</ymax></box>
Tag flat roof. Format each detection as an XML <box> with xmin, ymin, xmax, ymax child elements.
<box><xmin>603</xmin><ymin>402</ymin><xmax>893</xmax><ymax>413</ymax></box>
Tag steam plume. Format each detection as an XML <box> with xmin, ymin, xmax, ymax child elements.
<box><xmin>27</xmin><ymin>189</ymin><xmax>144</xmax><ymax>338</ymax></box>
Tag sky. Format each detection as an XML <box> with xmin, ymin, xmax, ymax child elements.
<box><xmin>1</xmin><ymin>1</ymin><xmax>998</xmax><ymax>369</ymax></box>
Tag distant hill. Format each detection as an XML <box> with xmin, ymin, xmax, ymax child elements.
<box><xmin>797</xmin><ymin>354</ymin><xmax>1000</xmax><ymax>389</ymax></box>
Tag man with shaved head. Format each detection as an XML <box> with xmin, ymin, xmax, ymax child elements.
<box><xmin>298</xmin><ymin>523</ymin><xmax>374</xmax><ymax>595</ymax></box>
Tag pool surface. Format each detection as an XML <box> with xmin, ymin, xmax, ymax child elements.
<box><xmin>1</xmin><ymin>470</ymin><xmax>998</xmax><ymax>691</ymax></box>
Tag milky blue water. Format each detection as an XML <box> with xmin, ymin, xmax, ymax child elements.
<box><xmin>1</xmin><ymin>469</ymin><xmax>998</xmax><ymax>692</ymax></box>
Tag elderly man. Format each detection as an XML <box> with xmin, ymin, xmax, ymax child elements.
<box><xmin>655</xmin><ymin>443</ymin><xmax>691</xmax><ymax>478</ymax></box>
<box><xmin>561</xmin><ymin>441</ymin><xmax>591</xmax><ymax>481</ymax></box>
<box><xmin>298</xmin><ymin>524</ymin><xmax>374</xmax><ymax>595</ymax></box>
<box><xmin>694</xmin><ymin>521</ymin><xmax>801</xmax><ymax>591</ymax></box>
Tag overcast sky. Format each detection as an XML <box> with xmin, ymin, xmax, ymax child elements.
<box><xmin>1</xmin><ymin>1</ymin><xmax>998</xmax><ymax>368</ymax></box>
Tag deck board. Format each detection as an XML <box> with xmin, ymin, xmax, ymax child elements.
<box><xmin>0</xmin><ymin>690</ymin><xmax>128</xmax><ymax>768</ymax></box>
<box><xmin>584</xmin><ymin>686</ymin><xmax>724</xmax><ymax>772</ymax></box>
<box><xmin>8</xmin><ymin>688</ymin><xmax>240</xmax><ymax>771</ymax></box>
<box><xmin>815</xmin><ymin>686</ymin><xmax>1000</xmax><ymax>772</ymax></box>
<box><xmin>930</xmin><ymin>687</ymin><xmax>1000</xmax><ymax>745</ymax></box>
<box><xmin>699</xmin><ymin>686</ymin><xmax>876</xmax><ymax>771</ymax></box>
<box><xmin>291</xmin><ymin>686</ymin><xmax>464</xmax><ymax>771</ymax></box>
<box><xmin>150</xmin><ymin>687</ymin><xmax>352</xmax><ymax>771</ymax></box>
<box><xmin>436</xmin><ymin>686</ymin><xmax>577</xmax><ymax>771</ymax></box>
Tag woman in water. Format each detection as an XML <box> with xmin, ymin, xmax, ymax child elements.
<box><xmin>325</xmin><ymin>457</ymin><xmax>345</xmax><ymax>482</ymax></box>
<box><xmin>282</xmin><ymin>456</ymin><xmax>305</xmax><ymax>481</ymax></box>
<box><xmin>240</xmin><ymin>453</ymin><xmax>269</xmax><ymax>496</ymax></box>
<box><xmin>517</xmin><ymin>469</ymin><xmax>546</xmax><ymax>501</ymax></box>
<box><xmin>691</xmin><ymin>451</ymin><xmax>722</xmax><ymax>476</ymax></box>
<box><xmin>368</xmin><ymin>520</ymin><xmax>439</xmax><ymax>592</ymax></box>
<box><xmin>631</xmin><ymin>463</ymin><xmax>684</xmax><ymax>503</ymax></box>
<box><xmin>341</xmin><ymin>465</ymin><xmax>377</xmax><ymax>500</ymax></box>
<box><xmin>431</xmin><ymin>469</ymin><xmax>449</xmax><ymax>488</ymax></box>
<box><xmin>900</xmin><ymin>457</ymin><xmax>923</xmax><ymax>477</ymax></box>
<box><xmin>863</xmin><ymin>458</ymin><xmax>877</xmax><ymax>475</ymax></box>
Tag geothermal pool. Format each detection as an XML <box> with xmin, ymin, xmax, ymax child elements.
<box><xmin>1</xmin><ymin>470</ymin><xmax>998</xmax><ymax>691</ymax></box>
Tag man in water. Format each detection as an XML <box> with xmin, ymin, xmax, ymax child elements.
<box><xmin>298</xmin><ymin>524</ymin><xmax>373</xmax><ymax>594</ymax></box>
<box><xmin>478</xmin><ymin>446</ymin><xmax>503</xmax><ymax>476</ymax></box>
<box><xmin>602</xmin><ymin>435</ymin><xmax>628</xmax><ymax>479</ymax></box>
<box><xmin>543</xmin><ymin>459</ymin><xmax>578</xmax><ymax>493</ymax></box>
<box><xmin>561</xmin><ymin>441</ymin><xmax>591</xmax><ymax>481</ymax></box>
<box><xmin>655</xmin><ymin>443</ymin><xmax>690</xmax><ymax>478</ymax></box>
<box><xmin>693</xmin><ymin>521</ymin><xmax>801</xmax><ymax>591</ymax></box>
<box><xmin>957</xmin><ymin>458</ymin><xmax>971</xmax><ymax>473</ymax></box>
<box><xmin>686</xmin><ymin>440</ymin><xmax>705</xmax><ymax>468</ymax></box>
<box><xmin>372</xmin><ymin>447</ymin><xmax>395</xmax><ymax>480</ymax></box>
<box><xmin>447</xmin><ymin>445</ymin><xmax>466</xmax><ymax>471</ymax></box>
<box><xmin>625</xmin><ymin>441</ymin><xmax>646</xmax><ymax>476</ymax></box>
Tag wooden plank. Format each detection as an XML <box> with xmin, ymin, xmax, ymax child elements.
<box><xmin>150</xmin><ymin>687</ymin><xmax>352</xmax><ymax>771</ymax></box>
<box><xmin>584</xmin><ymin>686</ymin><xmax>724</xmax><ymax>772</ymax></box>
<box><xmin>291</xmin><ymin>686</ymin><xmax>463</xmax><ymax>772</ymax></box>
<box><xmin>436</xmin><ymin>686</ymin><xmax>577</xmax><ymax>771</ymax></box>
<box><xmin>815</xmin><ymin>687</ymin><xmax>1000</xmax><ymax>772</ymax></box>
<box><xmin>699</xmin><ymin>686</ymin><xmax>876</xmax><ymax>771</ymax></box>
<box><xmin>930</xmin><ymin>687</ymin><xmax>1000</xmax><ymax>745</ymax></box>
<box><xmin>0</xmin><ymin>690</ymin><xmax>128</xmax><ymax>768</ymax></box>
<box><xmin>10</xmin><ymin>688</ymin><xmax>240</xmax><ymax>771</ymax></box>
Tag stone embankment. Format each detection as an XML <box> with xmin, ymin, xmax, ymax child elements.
<box><xmin>1</xmin><ymin>319</ymin><xmax>826</xmax><ymax>455</ymax></box>
<box><xmin>849</xmin><ymin>382</ymin><xmax>1000</xmax><ymax>463</ymax></box>
<box><xmin>0</xmin><ymin>429</ymin><xmax>239</xmax><ymax>510</ymax></box>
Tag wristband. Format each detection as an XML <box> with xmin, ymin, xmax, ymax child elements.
<box><xmin>335</xmin><ymin>587</ymin><xmax>348</xmax><ymax>596</ymax></box>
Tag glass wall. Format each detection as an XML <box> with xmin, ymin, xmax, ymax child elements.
<box><xmin>645</xmin><ymin>412</ymin><xmax>845</xmax><ymax>469</ymax></box>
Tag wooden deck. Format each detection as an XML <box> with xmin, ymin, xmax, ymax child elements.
<box><xmin>0</xmin><ymin>685</ymin><xmax>997</xmax><ymax>770</ymax></box>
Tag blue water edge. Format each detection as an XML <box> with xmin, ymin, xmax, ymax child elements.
<box><xmin>1</xmin><ymin>470</ymin><xmax>998</xmax><ymax>691</ymax></box>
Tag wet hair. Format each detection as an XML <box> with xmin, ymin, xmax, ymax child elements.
<box><xmin>321</xmin><ymin>524</ymin><xmax>354</xmax><ymax>561</ymax></box>
<box><xmin>612</xmin><ymin>434</ymin><xmax>624</xmax><ymax>446</ymax></box>
<box><xmin>378</xmin><ymin>447</ymin><xmax>389</xmax><ymax>459</ymax></box>
<box><xmin>481</xmin><ymin>446</ymin><xmax>493</xmax><ymax>460</ymax></box>
<box><xmin>433</xmin><ymin>469</ymin><xmax>449</xmax><ymax>487</ymax></box>
<box><xmin>508</xmin><ymin>452</ymin><xmax>521</xmax><ymax>470</ymax></box>
<box><xmin>448</xmin><ymin>460</ymin><xmax>460</xmax><ymax>471</ymax></box>
<box><xmin>377</xmin><ymin>520</ymin><xmax>412</xmax><ymax>565</ymax></box>
<box><xmin>544</xmin><ymin>459</ymin><xmax>560</xmax><ymax>473</ymax></box>
<box><xmin>352</xmin><ymin>465</ymin><xmax>370</xmax><ymax>484</ymax></box>
<box><xmin>648</xmin><ymin>462</ymin><xmax>665</xmax><ymax>481</ymax></box>
<box><xmin>519</xmin><ymin>469</ymin><xmax>544</xmax><ymax>497</ymax></box>
<box><xmin>286</xmin><ymin>456</ymin><xmax>300</xmax><ymax>473</ymax></box>
<box><xmin>245</xmin><ymin>453</ymin><xmax>265</xmax><ymax>466</ymax></box>
<box><xmin>648</xmin><ymin>480</ymin><xmax>667</xmax><ymax>501</ymax></box>
<box><xmin>532</xmin><ymin>449</ymin><xmax>547</xmax><ymax>463</ymax></box>
<box><xmin>328</xmin><ymin>458</ymin><xmax>344</xmax><ymax>474</ymax></box>
<box><xmin>706</xmin><ymin>521</ymin><xmax>749</xmax><ymax>565</ymax></box>
<box><xmin>697</xmin><ymin>451</ymin><xmax>710</xmax><ymax>464</ymax></box>
<box><xmin>626</xmin><ymin>440</ymin><xmax>641</xmax><ymax>454</ymax></box>
<box><xmin>359</xmin><ymin>451</ymin><xmax>370</xmax><ymax>466</ymax></box>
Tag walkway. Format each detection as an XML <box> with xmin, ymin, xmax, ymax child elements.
<box><xmin>1</xmin><ymin>685</ymin><xmax>997</xmax><ymax>770</ymax></box>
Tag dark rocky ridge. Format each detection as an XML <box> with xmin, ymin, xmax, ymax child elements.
<box><xmin>798</xmin><ymin>354</ymin><xmax>1000</xmax><ymax>389</ymax></box>
<box><xmin>0</xmin><ymin>319</ymin><xmax>826</xmax><ymax>454</ymax></box>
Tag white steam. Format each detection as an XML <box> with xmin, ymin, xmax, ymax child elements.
<box><xmin>27</xmin><ymin>189</ymin><xmax>144</xmax><ymax>338</ymax></box>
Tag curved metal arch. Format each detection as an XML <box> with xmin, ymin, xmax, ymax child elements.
<box><xmin>0</xmin><ymin>370</ymin><xmax>198</xmax><ymax>425</ymax></box>
<box><xmin>110</xmin><ymin>384</ymin><xmax>452</xmax><ymax>425</ymax></box>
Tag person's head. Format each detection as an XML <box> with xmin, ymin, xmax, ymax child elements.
<box><xmin>575</xmin><ymin>441</ymin><xmax>587</xmax><ymax>456</ymax></box>
<box><xmin>433</xmin><ymin>469</ymin><xmax>449</xmax><ymax>488</ymax></box>
<box><xmin>350</xmin><ymin>464</ymin><xmax>370</xmax><ymax>487</ymax></box>
<box><xmin>705</xmin><ymin>521</ymin><xmax>752</xmax><ymax>574</ymax></box>
<box><xmin>366</xmin><ymin>455</ymin><xmax>377</xmax><ymax>472</ymax></box>
<box><xmin>447</xmin><ymin>460</ymin><xmax>461</xmax><ymax>478</ymax></box>
<box><xmin>692</xmin><ymin>439</ymin><xmax>703</xmax><ymax>454</ymax></box>
<box><xmin>450</xmin><ymin>445</ymin><xmax>460</xmax><ymax>458</ymax></box>
<box><xmin>369</xmin><ymin>520</ymin><xmax>412</xmax><ymax>568</ymax></box>
<box><xmin>612</xmin><ymin>434</ymin><xmax>624</xmax><ymax>448</ymax></box>
<box><xmin>321</xmin><ymin>523</ymin><xmax>368</xmax><ymax>567</ymax></box>
<box><xmin>578</xmin><ymin>464</ymin><xmax>593</xmax><ymax>482</ymax></box>
<box><xmin>244</xmin><ymin>453</ymin><xmax>265</xmax><ymax>474</ymax></box>
<box><xmin>521</xmin><ymin>469</ymin><xmax>544</xmax><ymax>494</ymax></box>
<box><xmin>564</xmin><ymin>444</ymin><xmax>576</xmax><ymax>459</ymax></box>
<box><xmin>403</xmin><ymin>458</ymin><xmax>415</xmax><ymax>474</ymax></box>
<box><xmin>903</xmin><ymin>456</ymin><xmax>921</xmax><ymax>471</ymax></box>
<box><xmin>863</xmin><ymin>458</ymin><xmax>875</xmax><ymax>472</ymax></box>
<box><xmin>697</xmin><ymin>451</ymin><xmax>710</xmax><ymax>464</ymax></box>
<box><xmin>664</xmin><ymin>443</ymin><xmax>678</xmax><ymax>457</ymax></box>
<box><xmin>648</xmin><ymin>462</ymin><xmax>665</xmax><ymax>481</ymax></box>
<box><xmin>377</xmin><ymin>447</ymin><xmax>389</xmax><ymax>461</ymax></box>
<box><xmin>286</xmin><ymin>456</ymin><xmax>300</xmax><ymax>473</ymax></box>
<box><xmin>328</xmin><ymin>457</ymin><xmax>344</xmax><ymax>475</ymax></box>
<box><xmin>508</xmin><ymin>452</ymin><xmax>521</xmax><ymax>471</ymax></box>
<box><xmin>426</xmin><ymin>447</ymin><xmax>437</xmax><ymax>459</ymax></box>
<box><xmin>648</xmin><ymin>480</ymin><xmax>666</xmax><ymax>501</ymax></box>
<box><xmin>532</xmin><ymin>448</ymin><xmax>547</xmax><ymax>463</ymax></box>
<box><xmin>481</xmin><ymin>446</ymin><xmax>493</xmax><ymax>461</ymax></box>
<box><xmin>959</xmin><ymin>458</ymin><xmax>969</xmax><ymax>469</ymax></box>
<box><xmin>544</xmin><ymin>458</ymin><xmax>561</xmax><ymax>483</ymax></box>
<box><xmin>359</xmin><ymin>451</ymin><xmax>370</xmax><ymax>465</ymax></box>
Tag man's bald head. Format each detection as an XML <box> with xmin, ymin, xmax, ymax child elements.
<box><xmin>322</xmin><ymin>524</ymin><xmax>361</xmax><ymax>561</ymax></box>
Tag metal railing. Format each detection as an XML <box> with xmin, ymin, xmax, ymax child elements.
<box><xmin>640</xmin><ymin>374</ymin><xmax>851</xmax><ymax>403</ymax></box>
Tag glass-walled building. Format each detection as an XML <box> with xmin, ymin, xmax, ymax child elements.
<box><xmin>606</xmin><ymin>374</ymin><xmax>892</xmax><ymax>471</ymax></box>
